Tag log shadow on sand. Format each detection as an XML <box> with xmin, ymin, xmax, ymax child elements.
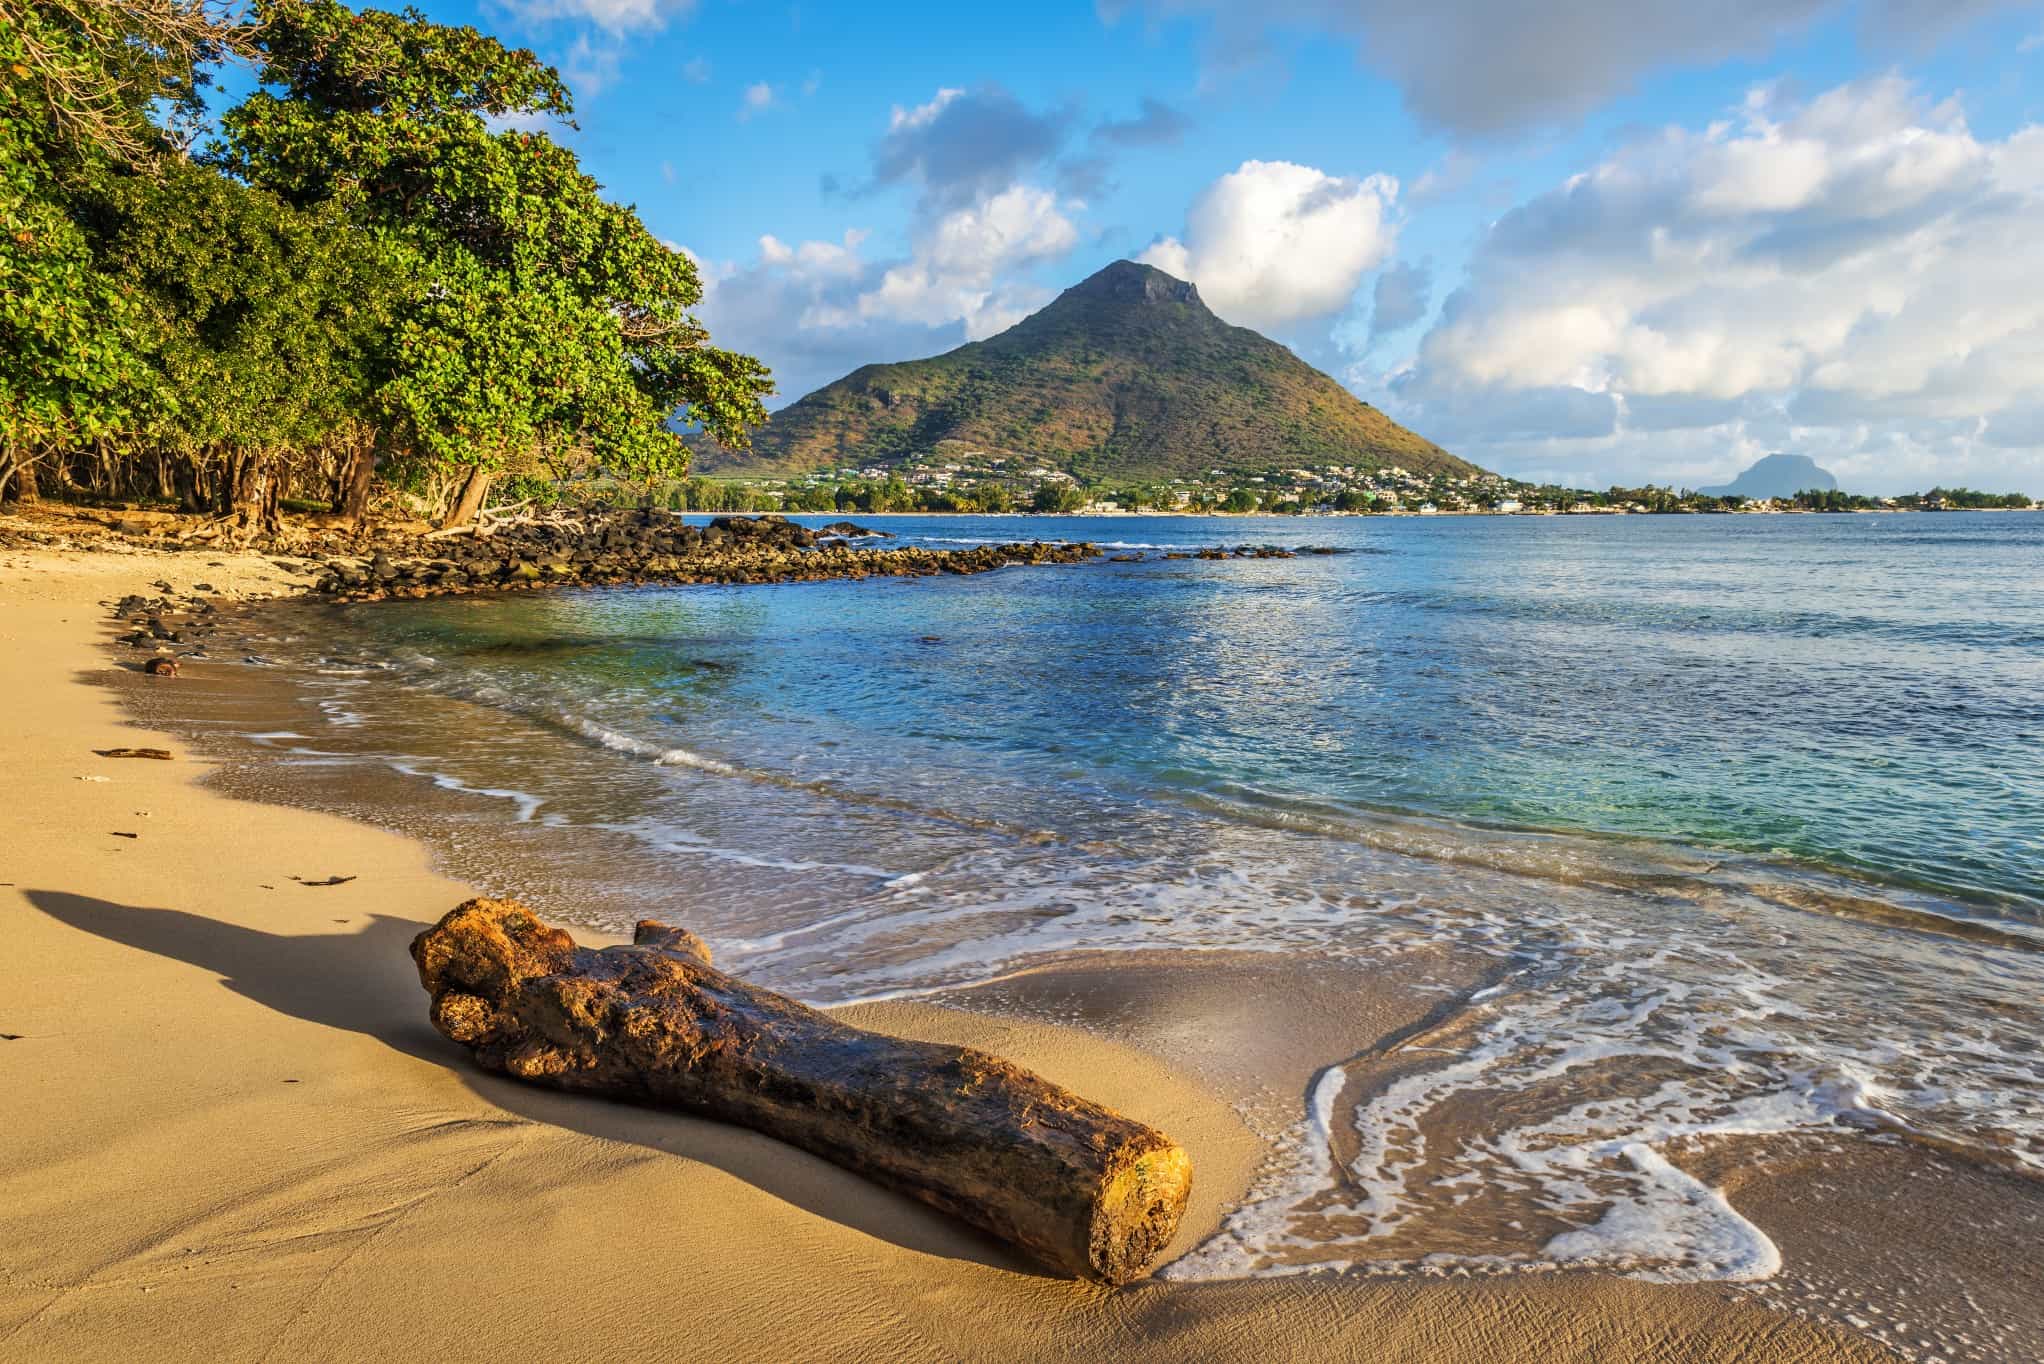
<box><xmin>23</xmin><ymin>890</ymin><xmax>1060</xmax><ymax>1280</ymax></box>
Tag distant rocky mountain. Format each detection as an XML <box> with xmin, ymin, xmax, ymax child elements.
<box><xmin>697</xmin><ymin>260</ymin><xmax>1478</xmax><ymax>482</ymax></box>
<box><xmin>1700</xmin><ymin>453</ymin><xmax>1839</xmax><ymax>499</ymax></box>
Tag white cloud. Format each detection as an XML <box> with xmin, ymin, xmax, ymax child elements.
<box><xmin>858</xmin><ymin>185</ymin><xmax>1077</xmax><ymax>338</ymax></box>
<box><xmin>756</xmin><ymin>229</ymin><xmax>869</xmax><ymax>286</ymax></box>
<box><xmin>681</xmin><ymin>57</ymin><xmax>711</xmax><ymax>83</ymax></box>
<box><xmin>738</xmin><ymin>81</ymin><xmax>776</xmax><ymax>120</ymax></box>
<box><xmin>1139</xmin><ymin>160</ymin><xmax>1399</xmax><ymax>328</ymax></box>
<box><xmin>1386</xmin><ymin>76</ymin><xmax>2044</xmax><ymax>492</ymax></box>
<box><xmin>690</xmin><ymin>187</ymin><xmax>1081</xmax><ymax>402</ymax></box>
<box><xmin>497</xmin><ymin>0</ymin><xmax>695</xmax><ymax>36</ymax></box>
<box><xmin>561</xmin><ymin>33</ymin><xmax>622</xmax><ymax>95</ymax></box>
<box><xmin>689</xmin><ymin>88</ymin><xmax>1094</xmax><ymax>404</ymax></box>
<box><xmin>688</xmin><ymin>231</ymin><xmax>915</xmax><ymax>405</ymax></box>
<box><xmin>891</xmin><ymin>88</ymin><xmax>965</xmax><ymax>133</ymax></box>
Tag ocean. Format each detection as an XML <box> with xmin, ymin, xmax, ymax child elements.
<box><xmin>164</xmin><ymin>511</ymin><xmax>2044</xmax><ymax>1293</ymax></box>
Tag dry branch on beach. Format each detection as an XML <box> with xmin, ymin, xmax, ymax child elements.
<box><xmin>410</xmin><ymin>898</ymin><xmax>1194</xmax><ymax>1283</ymax></box>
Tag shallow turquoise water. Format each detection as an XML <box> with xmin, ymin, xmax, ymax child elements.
<box><xmin>212</xmin><ymin>511</ymin><xmax>2044</xmax><ymax>1287</ymax></box>
<box><xmin>309</xmin><ymin>511</ymin><xmax>2043</xmax><ymax>916</ymax></box>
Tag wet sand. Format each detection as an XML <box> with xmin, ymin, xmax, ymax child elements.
<box><xmin>0</xmin><ymin>544</ymin><xmax>1929</xmax><ymax>1361</ymax></box>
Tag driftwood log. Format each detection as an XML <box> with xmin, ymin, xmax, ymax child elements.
<box><xmin>410</xmin><ymin>898</ymin><xmax>1193</xmax><ymax>1283</ymax></box>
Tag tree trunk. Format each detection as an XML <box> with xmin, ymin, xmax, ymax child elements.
<box><xmin>171</xmin><ymin>455</ymin><xmax>203</xmax><ymax>514</ymax></box>
<box><xmin>337</xmin><ymin>443</ymin><xmax>379</xmax><ymax>528</ymax></box>
<box><xmin>228</xmin><ymin>450</ymin><xmax>281</xmax><ymax>535</ymax></box>
<box><xmin>214</xmin><ymin>449</ymin><xmax>238</xmax><ymax>518</ymax></box>
<box><xmin>6</xmin><ymin>454</ymin><xmax>39</xmax><ymax>504</ymax></box>
<box><xmin>440</xmin><ymin>465</ymin><xmax>491</xmax><ymax>530</ymax></box>
<box><xmin>411</xmin><ymin>900</ymin><xmax>1193</xmax><ymax>1284</ymax></box>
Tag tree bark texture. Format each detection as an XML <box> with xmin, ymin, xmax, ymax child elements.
<box><xmin>6</xmin><ymin>456</ymin><xmax>38</xmax><ymax>504</ymax></box>
<box><xmin>440</xmin><ymin>466</ymin><xmax>491</xmax><ymax>529</ymax></box>
<box><xmin>337</xmin><ymin>443</ymin><xmax>378</xmax><ymax>527</ymax></box>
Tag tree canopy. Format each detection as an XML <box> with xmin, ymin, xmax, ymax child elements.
<box><xmin>0</xmin><ymin>0</ymin><xmax>771</xmax><ymax>526</ymax></box>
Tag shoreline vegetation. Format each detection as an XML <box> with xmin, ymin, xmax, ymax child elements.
<box><xmin>4</xmin><ymin>0</ymin><xmax>771</xmax><ymax>537</ymax></box>
<box><xmin>662</xmin><ymin>452</ymin><xmax>2035</xmax><ymax>519</ymax></box>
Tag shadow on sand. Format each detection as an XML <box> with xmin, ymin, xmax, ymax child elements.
<box><xmin>25</xmin><ymin>888</ymin><xmax>1048</xmax><ymax>1279</ymax></box>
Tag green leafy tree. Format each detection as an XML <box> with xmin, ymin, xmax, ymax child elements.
<box><xmin>781</xmin><ymin>483</ymin><xmax>837</xmax><ymax>513</ymax></box>
<box><xmin>0</xmin><ymin>0</ymin><xmax>240</xmax><ymax>499</ymax></box>
<box><xmin>1030</xmin><ymin>482</ymin><xmax>1085</xmax><ymax>513</ymax></box>
<box><xmin>85</xmin><ymin>164</ymin><xmax>398</xmax><ymax>524</ymax></box>
<box><xmin>217</xmin><ymin>0</ymin><xmax>771</xmax><ymax>525</ymax></box>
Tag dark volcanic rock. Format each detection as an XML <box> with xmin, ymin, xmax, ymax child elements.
<box><xmin>295</xmin><ymin>511</ymin><xmax>1105</xmax><ymax>603</ymax></box>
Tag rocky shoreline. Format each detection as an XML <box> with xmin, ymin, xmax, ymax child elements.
<box><xmin>295</xmin><ymin>512</ymin><xmax>1332</xmax><ymax>603</ymax></box>
<box><xmin>74</xmin><ymin>509</ymin><xmax>1331</xmax><ymax>671</ymax></box>
<box><xmin>7</xmin><ymin>507</ymin><xmax>1340</xmax><ymax>668</ymax></box>
<box><xmin>305</xmin><ymin>512</ymin><xmax>1104</xmax><ymax>601</ymax></box>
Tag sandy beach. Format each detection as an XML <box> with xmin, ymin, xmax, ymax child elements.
<box><xmin>0</xmin><ymin>545</ymin><xmax>1922</xmax><ymax>1362</ymax></box>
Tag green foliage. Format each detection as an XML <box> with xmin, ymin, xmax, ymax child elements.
<box><xmin>1901</xmin><ymin>486</ymin><xmax>2034</xmax><ymax>510</ymax></box>
<box><xmin>1</xmin><ymin>0</ymin><xmax>767</xmax><ymax>516</ymax></box>
<box><xmin>0</xmin><ymin>152</ymin><xmax>151</xmax><ymax>454</ymax></box>
<box><xmin>89</xmin><ymin>165</ymin><xmax>395</xmax><ymax>461</ymax></box>
<box><xmin>1031</xmin><ymin>482</ymin><xmax>1085</xmax><ymax>513</ymax></box>
<box><xmin>218</xmin><ymin>0</ymin><xmax>770</xmax><ymax>496</ymax></box>
<box><xmin>0</xmin><ymin>0</ymin><xmax>232</xmax><ymax>467</ymax></box>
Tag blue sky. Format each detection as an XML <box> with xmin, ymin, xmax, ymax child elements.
<box><xmin>399</xmin><ymin>0</ymin><xmax>2042</xmax><ymax>492</ymax></box>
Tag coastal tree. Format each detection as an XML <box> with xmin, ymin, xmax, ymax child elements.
<box><xmin>217</xmin><ymin>0</ymin><xmax>772</xmax><ymax>527</ymax></box>
<box><xmin>1031</xmin><ymin>483</ymin><xmax>1085</xmax><ymax>513</ymax></box>
<box><xmin>0</xmin><ymin>0</ymin><xmax>246</xmax><ymax>500</ymax></box>
<box><xmin>83</xmin><ymin>164</ymin><xmax>398</xmax><ymax>525</ymax></box>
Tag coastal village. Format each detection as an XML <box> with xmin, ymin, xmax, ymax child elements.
<box><xmin>667</xmin><ymin>442</ymin><xmax>2031</xmax><ymax>517</ymax></box>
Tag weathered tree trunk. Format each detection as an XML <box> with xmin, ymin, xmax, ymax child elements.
<box><xmin>411</xmin><ymin>899</ymin><xmax>1193</xmax><ymax>1284</ymax></box>
<box><xmin>214</xmin><ymin>447</ymin><xmax>241</xmax><ymax>518</ymax></box>
<box><xmin>2</xmin><ymin>451</ymin><xmax>35</xmax><ymax>504</ymax></box>
<box><xmin>227</xmin><ymin>449</ymin><xmax>281</xmax><ymax>535</ymax></box>
<box><xmin>440</xmin><ymin>465</ymin><xmax>491</xmax><ymax>529</ymax></box>
<box><xmin>337</xmin><ymin>442</ymin><xmax>378</xmax><ymax>528</ymax></box>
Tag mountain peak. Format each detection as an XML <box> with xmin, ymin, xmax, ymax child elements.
<box><xmin>1058</xmin><ymin>260</ymin><xmax>1204</xmax><ymax>310</ymax></box>
<box><xmin>699</xmin><ymin>262</ymin><xmax>1475</xmax><ymax>483</ymax></box>
<box><xmin>1700</xmin><ymin>453</ymin><xmax>1839</xmax><ymax>499</ymax></box>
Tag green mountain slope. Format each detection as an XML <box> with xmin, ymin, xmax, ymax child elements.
<box><xmin>698</xmin><ymin>260</ymin><xmax>1478</xmax><ymax>481</ymax></box>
